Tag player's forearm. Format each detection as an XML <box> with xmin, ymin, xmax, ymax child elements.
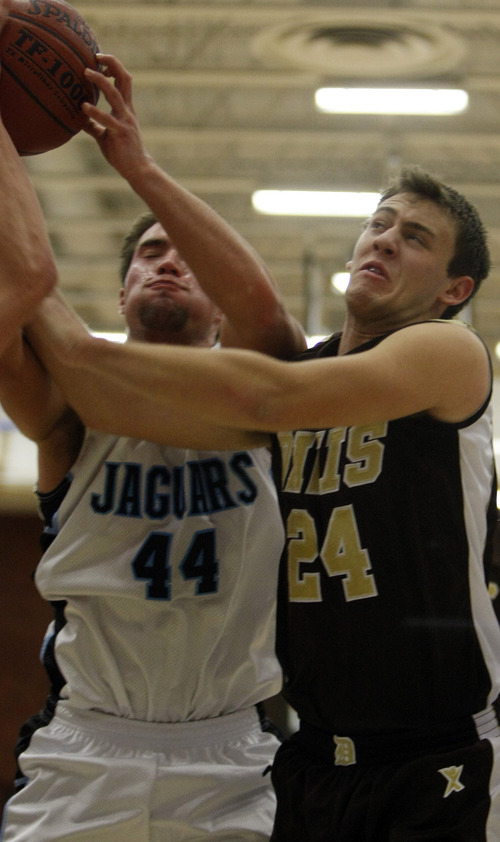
<box><xmin>0</xmin><ymin>116</ymin><xmax>57</xmax><ymax>354</ymax></box>
<box><xmin>28</xmin><ymin>291</ymin><xmax>191</xmax><ymax>432</ymax></box>
<box><xmin>28</xmin><ymin>292</ymin><xmax>269</xmax><ymax>449</ymax></box>
<box><xmin>127</xmin><ymin>159</ymin><xmax>269</xmax><ymax>295</ymax></box>
<box><xmin>75</xmin><ymin>335</ymin><xmax>302</xmax><ymax>437</ymax></box>
<box><xmin>124</xmin><ymin>158</ymin><xmax>304</xmax><ymax>356</ymax></box>
<box><xmin>30</xmin><ymin>291</ymin><xmax>293</xmax><ymax>433</ymax></box>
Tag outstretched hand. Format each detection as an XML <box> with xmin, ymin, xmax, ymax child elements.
<box><xmin>81</xmin><ymin>54</ymin><xmax>152</xmax><ymax>180</ymax></box>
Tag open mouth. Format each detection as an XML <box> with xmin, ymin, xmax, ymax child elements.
<box><xmin>360</xmin><ymin>262</ymin><xmax>388</xmax><ymax>279</ymax></box>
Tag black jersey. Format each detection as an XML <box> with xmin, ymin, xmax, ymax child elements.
<box><xmin>271</xmin><ymin>324</ymin><xmax>500</xmax><ymax>735</ymax></box>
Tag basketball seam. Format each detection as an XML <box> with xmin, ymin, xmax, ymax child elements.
<box><xmin>1</xmin><ymin>62</ymin><xmax>73</xmax><ymax>136</ymax></box>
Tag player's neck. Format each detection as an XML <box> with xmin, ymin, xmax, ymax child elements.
<box><xmin>127</xmin><ymin>327</ymin><xmax>214</xmax><ymax>348</ymax></box>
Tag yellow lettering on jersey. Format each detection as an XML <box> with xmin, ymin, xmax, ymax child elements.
<box><xmin>282</xmin><ymin>431</ymin><xmax>318</xmax><ymax>493</ymax></box>
<box><xmin>305</xmin><ymin>431</ymin><xmax>328</xmax><ymax>494</ymax></box>
<box><xmin>317</xmin><ymin>428</ymin><xmax>347</xmax><ymax>494</ymax></box>
<box><xmin>288</xmin><ymin>509</ymin><xmax>321</xmax><ymax>601</ymax></box>
<box><xmin>322</xmin><ymin>505</ymin><xmax>378</xmax><ymax>601</ymax></box>
<box><xmin>344</xmin><ymin>422</ymin><xmax>387</xmax><ymax>487</ymax></box>
<box><xmin>287</xmin><ymin>504</ymin><xmax>377</xmax><ymax>603</ymax></box>
<box><xmin>439</xmin><ymin>765</ymin><xmax>465</xmax><ymax>798</ymax></box>
<box><xmin>333</xmin><ymin>735</ymin><xmax>357</xmax><ymax>766</ymax></box>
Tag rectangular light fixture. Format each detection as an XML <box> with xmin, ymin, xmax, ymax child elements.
<box><xmin>92</xmin><ymin>331</ymin><xmax>127</xmax><ymax>343</ymax></box>
<box><xmin>252</xmin><ymin>190</ymin><xmax>380</xmax><ymax>217</ymax></box>
<box><xmin>331</xmin><ymin>272</ymin><xmax>350</xmax><ymax>294</ymax></box>
<box><xmin>315</xmin><ymin>87</ymin><xmax>469</xmax><ymax>115</ymax></box>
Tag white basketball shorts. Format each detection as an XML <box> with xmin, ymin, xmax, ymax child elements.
<box><xmin>0</xmin><ymin>702</ymin><xmax>280</xmax><ymax>841</ymax></box>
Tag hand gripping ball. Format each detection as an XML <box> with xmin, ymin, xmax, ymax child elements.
<box><xmin>0</xmin><ymin>0</ymin><xmax>101</xmax><ymax>155</ymax></box>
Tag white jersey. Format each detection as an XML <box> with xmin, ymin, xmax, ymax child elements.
<box><xmin>35</xmin><ymin>430</ymin><xmax>284</xmax><ymax>723</ymax></box>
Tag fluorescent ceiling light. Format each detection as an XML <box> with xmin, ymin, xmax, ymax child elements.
<box><xmin>331</xmin><ymin>272</ymin><xmax>350</xmax><ymax>294</ymax></box>
<box><xmin>315</xmin><ymin>87</ymin><xmax>469</xmax><ymax>115</ymax></box>
<box><xmin>306</xmin><ymin>334</ymin><xmax>328</xmax><ymax>348</ymax></box>
<box><xmin>252</xmin><ymin>190</ymin><xmax>380</xmax><ymax>217</ymax></box>
<box><xmin>92</xmin><ymin>331</ymin><xmax>127</xmax><ymax>343</ymax></box>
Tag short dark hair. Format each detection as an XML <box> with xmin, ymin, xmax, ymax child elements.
<box><xmin>119</xmin><ymin>211</ymin><xmax>158</xmax><ymax>286</ymax></box>
<box><xmin>379</xmin><ymin>166</ymin><xmax>490</xmax><ymax>319</ymax></box>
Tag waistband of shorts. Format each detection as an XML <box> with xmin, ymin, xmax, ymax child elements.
<box><xmin>54</xmin><ymin>702</ymin><xmax>263</xmax><ymax>751</ymax></box>
<box><xmin>297</xmin><ymin>707</ymin><xmax>498</xmax><ymax>766</ymax></box>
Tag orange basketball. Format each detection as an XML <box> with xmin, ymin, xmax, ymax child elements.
<box><xmin>0</xmin><ymin>0</ymin><xmax>101</xmax><ymax>155</ymax></box>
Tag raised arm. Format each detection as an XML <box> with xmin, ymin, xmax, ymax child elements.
<box><xmin>0</xmin><ymin>0</ymin><xmax>57</xmax><ymax>356</ymax></box>
<box><xmin>0</xmin><ymin>0</ymin><xmax>83</xmax><ymax>490</ymax></box>
<box><xmin>81</xmin><ymin>54</ymin><xmax>306</xmax><ymax>358</ymax></box>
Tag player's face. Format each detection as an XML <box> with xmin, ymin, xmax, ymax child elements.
<box><xmin>120</xmin><ymin>223</ymin><xmax>221</xmax><ymax>344</ymax></box>
<box><xmin>346</xmin><ymin>193</ymin><xmax>460</xmax><ymax>325</ymax></box>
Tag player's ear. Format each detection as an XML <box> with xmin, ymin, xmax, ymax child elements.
<box><xmin>439</xmin><ymin>275</ymin><xmax>474</xmax><ymax>309</ymax></box>
<box><xmin>118</xmin><ymin>287</ymin><xmax>126</xmax><ymax>315</ymax></box>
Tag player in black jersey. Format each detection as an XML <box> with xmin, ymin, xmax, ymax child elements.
<box><xmin>9</xmin><ymin>124</ymin><xmax>500</xmax><ymax>837</ymax></box>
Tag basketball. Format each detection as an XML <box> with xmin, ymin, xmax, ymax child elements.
<box><xmin>0</xmin><ymin>0</ymin><xmax>101</xmax><ymax>155</ymax></box>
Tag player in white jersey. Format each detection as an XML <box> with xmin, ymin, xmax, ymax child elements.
<box><xmin>0</xmin><ymin>51</ymin><xmax>305</xmax><ymax>842</ymax></box>
<box><xmin>35</xmin><ymin>433</ymin><xmax>283</xmax><ymax>724</ymax></box>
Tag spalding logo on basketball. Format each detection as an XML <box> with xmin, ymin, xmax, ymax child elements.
<box><xmin>0</xmin><ymin>0</ymin><xmax>101</xmax><ymax>155</ymax></box>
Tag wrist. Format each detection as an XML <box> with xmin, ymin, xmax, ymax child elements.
<box><xmin>123</xmin><ymin>154</ymin><xmax>159</xmax><ymax>192</ymax></box>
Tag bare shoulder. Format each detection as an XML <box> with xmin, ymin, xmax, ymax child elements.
<box><xmin>389</xmin><ymin>320</ymin><xmax>491</xmax><ymax>422</ymax></box>
<box><xmin>380</xmin><ymin>319</ymin><xmax>489</xmax><ymax>369</ymax></box>
<box><xmin>393</xmin><ymin>318</ymin><xmax>486</xmax><ymax>348</ymax></box>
